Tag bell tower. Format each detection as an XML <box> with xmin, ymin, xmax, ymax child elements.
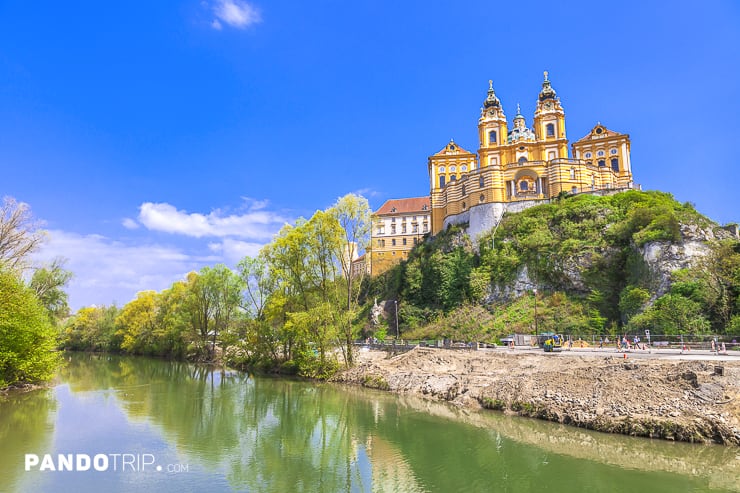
<box><xmin>477</xmin><ymin>80</ymin><xmax>508</xmax><ymax>202</ymax></box>
<box><xmin>478</xmin><ymin>81</ymin><xmax>508</xmax><ymax>167</ymax></box>
<box><xmin>533</xmin><ymin>71</ymin><xmax>568</xmax><ymax>161</ymax></box>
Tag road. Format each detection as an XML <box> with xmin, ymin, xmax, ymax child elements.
<box><xmin>492</xmin><ymin>345</ymin><xmax>740</xmax><ymax>361</ymax></box>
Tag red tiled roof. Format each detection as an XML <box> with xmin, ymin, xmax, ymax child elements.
<box><xmin>375</xmin><ymin>196</ymin><xmax>430</xmax><ymax>215</ymax></box>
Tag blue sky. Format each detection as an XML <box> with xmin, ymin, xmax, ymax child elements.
<box><xmin>2</xmin><ymin>1</ymin><xmax>739</xmax><ymax>310</ymax></box>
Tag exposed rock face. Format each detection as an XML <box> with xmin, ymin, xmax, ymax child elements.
<box><xmin>485</xmin><ymin>221</ymin><xmax>727</xmax><ymax>304</ymax></box>
<box><xmin>334</xmin><ymin>348</ymin><xmax>740</xmax><ymax>446</ymax></box>
<box><xmin>640</xmin><ymin>223</ymin><xmax>731</xmax><ymax>297</ymax></box>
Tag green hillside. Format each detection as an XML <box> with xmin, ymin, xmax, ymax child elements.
<box><xmin>371</xmin><ymin>190</ymin><xmax>740</xmax><ymax>342</ymax></box>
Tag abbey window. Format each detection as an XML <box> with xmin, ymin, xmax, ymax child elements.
<box><xmin>546</xmin><ymin>123</ymin><xmax>555</xmax><ymax>137</ymax></box>
<box><xmin>488</xmin><ymin>130</ymin><xmax>497</xmax><ymax>145</ymax></box>
<box><xmin>611</xmin><ymin>158</ymin><xmax>619</xmax><ymax>172</ymax></box>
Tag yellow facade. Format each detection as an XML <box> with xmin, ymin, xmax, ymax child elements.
<box><xmin>429</xmin><ymin>73</ymin><xmax>634</xmax><ymax>235</ymax></box>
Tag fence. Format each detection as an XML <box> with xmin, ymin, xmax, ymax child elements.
<box><xmin>355</xmin><ymin>334</ymin><xmax>740</xmax><ymax>353</ymax></box>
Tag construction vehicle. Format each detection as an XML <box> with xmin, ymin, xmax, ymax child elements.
<box><xmin>541</xmin><ymin>333</ymin><xmax>564</xmax><ymax>352</ymax></box>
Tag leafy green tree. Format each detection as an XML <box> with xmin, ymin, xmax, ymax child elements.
<box><xmin>115</xmin><ymin>291</ymin><xmax>159</xmax><ymax>354</ymax></box>
<box><xmin>62</xmin><ymin>304</ymin><xmax>121</xmax><ymax>352</ymax></box>
<box><xmin>183</xmin><ymin>266</ymin><xmax>244</xmax><ymax>360</ymax></box>
<box><xmin>29</xmin><ymin>258</ymin><xmax>73</xmax><ymax>324</ymax></box>
<box><xmin>0</xmin><ymin>270</ymin><xmax>61</xmax><ymax>387</ymax></box>
<box><xmin>330</xmin><ymin>193</ymin><xmax>371</xmax><ymax>365</ymax></box>
<box><xmin>629</xmin><ymin>293</ymin><xmax>710</xmax><ymax>335</ymax></box>
<box><xmin>619</xmin><ymin>285</ymin><xmax>651</xmax><ymax>324</ymax></box>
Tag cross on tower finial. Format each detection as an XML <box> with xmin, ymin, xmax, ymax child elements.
<box><xmin>544</xmin><ymin>70</ymin><xmax>549</xmax><ymax>81</ymax></box>
<box><xmin>516</xmin><ymin>103</ymin><xmax>521</xmax><ymax>115</ymax></box>
<box><xmin>488</xmin><ymin>79</ymin><xmax>493</xmax><ymax>90</ymax></box>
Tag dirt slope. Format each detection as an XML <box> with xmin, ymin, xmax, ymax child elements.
<box><xmin>332</xmin><ymin>347</ymin><xmax>740</xmax><ymax>445</ymax></box>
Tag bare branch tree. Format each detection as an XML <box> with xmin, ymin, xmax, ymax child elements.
<box><xmin>0</xmin><ymin>196</ymin><xmax>46</xmax><ymax>272</ymax></box>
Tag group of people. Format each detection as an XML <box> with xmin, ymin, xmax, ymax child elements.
<box><xmin>710</xmin><ymin>339</ymin><xmax>728</xmax><ymax>355</ymax></box>
<box><xmin>597</xmin><ymin>335</ymin><xmax>646</xmax><ymax>351</ymax></box>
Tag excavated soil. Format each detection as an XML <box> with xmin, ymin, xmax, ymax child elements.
<box><xmin>332</xmin><ymin>347</ymin><xmax>740</xmax><ymax>445</ymax></box>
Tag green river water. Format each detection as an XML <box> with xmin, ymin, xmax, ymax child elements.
<box><xmin>0</xmin><ymin>353</ymin><xmax>738</xmax><ymax>492</ymax></box>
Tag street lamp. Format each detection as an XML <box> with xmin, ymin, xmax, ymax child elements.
<box><xmin>394</xmin><ymin>300</ymin><xmax>399</xmax><ymax>339</ymax></box>
<box><xmin>532</xmin><ymin>288</ymin><xmax>538</xmax><ymax>339</ymax></box>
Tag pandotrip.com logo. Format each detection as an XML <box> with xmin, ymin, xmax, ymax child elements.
<box><xmin>25</xmin><ymin>453</ymin><xmax>189</xmax><ymax>473</ymax></box>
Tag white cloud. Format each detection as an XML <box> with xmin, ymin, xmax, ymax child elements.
<box><xmin>352</xmin><ymin>188</ymin><xmax>381</xmax><ymax>198</ymax></box>
<box><xmin>212</xmin><ymin>0</ymin><xmax>261</xmax><ymax>29</ymax></box>
<box><xmin>34</xmin><ymin>230</ymin><xmax>219</xmax><ymax>310</ymax></box>
<box><xmin>138</xmin><ymin>202</ymin><xmax>286</xmax><ymax>240</ymax></box>
<box><xmin>122</xmin><ymin>217</ymin><xmax>139</xmax><ymax>229</ymax></box>
<box><xmin>208</xmin><ymin>239</ymin><xmax>262</xmax><ymax>263</ymax></box>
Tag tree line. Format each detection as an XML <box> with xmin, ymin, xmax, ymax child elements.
<box><xmin>62</xmin><ymin>194</ymin><xmax>373</xmax><ymax>378</ymax></box>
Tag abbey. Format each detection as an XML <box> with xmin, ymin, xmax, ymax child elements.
<box><xmin>428</xmin><ymin>73</ymin><xmax>635</xmax><ymax>235</ymax></box>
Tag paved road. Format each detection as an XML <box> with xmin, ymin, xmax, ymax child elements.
<box><xmin>492</xmin><ymin>345</ymin><xmax>740</xmax><ymax>361</ymax></box>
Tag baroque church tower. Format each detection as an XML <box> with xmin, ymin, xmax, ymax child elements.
<box><xmin>428</xmin><ymin>72</ymin><xmax>634</xmax><ymax>236</ymax></box>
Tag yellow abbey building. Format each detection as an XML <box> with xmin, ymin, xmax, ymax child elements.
<box><xmin>429</xmin><ymin>73</ymin><xmax>635</xmax><ymax>235</ymax></box>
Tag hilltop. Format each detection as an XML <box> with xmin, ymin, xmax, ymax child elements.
<box><xmin>369</xmin><ymin>190</ymin><xmax>740</xmax><ymax>342</ymax></box>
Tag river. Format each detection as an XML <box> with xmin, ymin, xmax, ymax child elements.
<box><xmin>0</xmin><ymin>353</ymin><xmax>738</xmax><ymax>492</ymax></box>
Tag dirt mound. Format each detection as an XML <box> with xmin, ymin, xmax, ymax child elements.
<box><xmin>333</xmin><ymin>348</ymin><xmax>740</xmax><ymax>445</ymax></box>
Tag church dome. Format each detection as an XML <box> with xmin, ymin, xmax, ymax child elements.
<box><xmin>483</xmin><ymin>80</ymin><xmax>501</xmax><ymax>108</ymax></box>
<box><xmin>539</xmin><ymin>71</ymin><xmax>558</xmax><ymax>101</ymax></box>
<box><xmin>508</xmin><ymin>104</ymin><xmax>535</xmax><ymax>143</ymax></box>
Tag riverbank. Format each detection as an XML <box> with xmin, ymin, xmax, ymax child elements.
<box><xmin>332</xmin><ymin>346</ymin><xmax>740</xmax><ymax>445</ymax></box>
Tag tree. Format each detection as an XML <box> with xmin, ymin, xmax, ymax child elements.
<box><xmin>29</xmin><ymin>258</ymin><xmax>73</xmax><ymax>324</ymax></box>
<box><xmin>62</xmin><ymin>304</ymin><xmax>121</xmax><ymax>352</ymax></box>
<box><xmin>115</xmin><ymin>291</ymin><xmax>159</xmax><ymax>354</ymax></box>
<box><xmin>330</xmin><ymin>194</ymin><xmax>372</xmax><ymax>366</ymax></box>
<box><xmin>0</xmin><ymin>269</ymin><xmax>61</xmax><ymax>387</ymax></box>
<box><xmin>0</xmin><ymin>197</ymin><xmax>46</xmax><ymax>272</ymax></box>
<box><xmin>183</xmin><ymin>266</ymin><xmax>243</xmax><ymax>360</ymax></box>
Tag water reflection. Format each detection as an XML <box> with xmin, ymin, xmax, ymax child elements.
<box><xmin>0</xmin><ymin>353</ymin><xmax>737</xmax><ymax>493</ymax></box>
<box><xmin>0</xmin><ymin>387</ymin><xmax>57</xmax><ymax>492</ymax></box>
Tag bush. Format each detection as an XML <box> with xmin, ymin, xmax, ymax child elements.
<box><xmin>0</xmin><ymin>270</ymin><xmax>61</xmax><ymax>388</ymax></box>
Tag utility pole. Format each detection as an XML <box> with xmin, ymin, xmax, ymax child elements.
<box><xmin>533</xmin><ymin>288</ymin><xmax>538</xmax><ymax>339</ymax></box>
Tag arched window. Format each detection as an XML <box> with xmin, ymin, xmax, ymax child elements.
<box><xmin>518</xmin><ymin>156</ymin><xmax>528</xmax><ymax>165</ymax></box>
<box><xmin>546</xmin><ymin>123</ymin><xmax>555</xmax><ymax>137</ymax></box>
<box><xmin>479</xmin><ymin>176</ymin><xmax>485</xmax><ymax>188</ymax></box>
<box><xmin>488</xmin><ymin>130</ymin><xmax>497</xmax><ymax>145</ymax></box>
<box><xmin>570</xmin><ymin>168</ymin><xmax>575</xmax><ymax>179</ymax></box>
<box><xmin>439</xmin><ymin>175</ymin><xmax>446</xmax><ymax>188</ymax></box>
<box><xmin>598</xmin><ymin>160</ymin><xmax>606</xmax><ymax>167</ymax></box>
<box><xmin>611</xmin><ymin>158</ymin><xmax>619</xmax><ymax>172</ymax></box>
<box><xmin>450</xmin><ymin>175</ymin><xmax>457</xmax><ymax>182</ymax></box>
<box><xmin>520</xmin><ymin>181</ymin><xmax>529</xmax><ymax>191</ymax></box>
<box><xmin>462</xmin><ymin>184</ymin><xmax>466</xmax><ymax>196</ymax></box>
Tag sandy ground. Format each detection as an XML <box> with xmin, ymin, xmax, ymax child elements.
<box><xmin>333</xmin><ymin>346</ymin><xmax>740</xmax><ymax>445</ymax></box>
